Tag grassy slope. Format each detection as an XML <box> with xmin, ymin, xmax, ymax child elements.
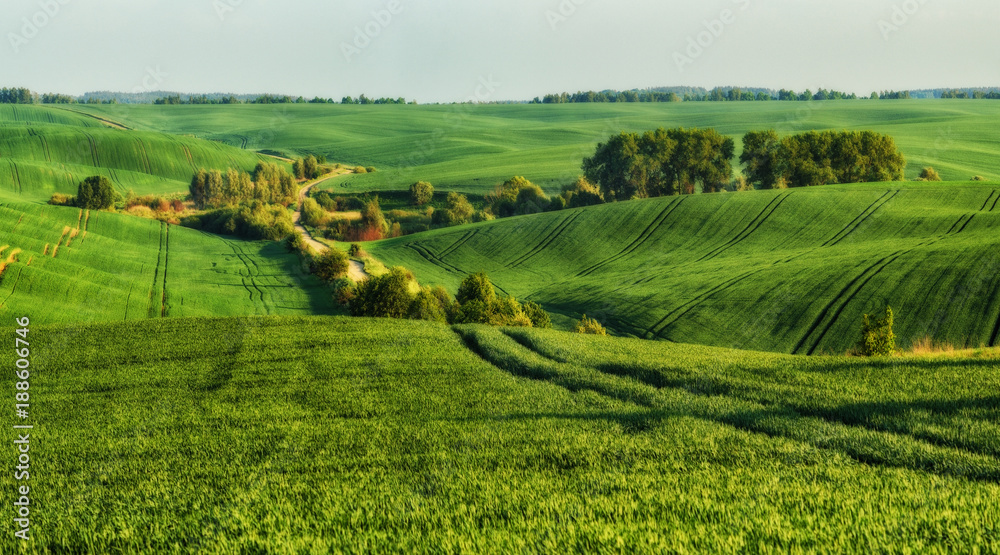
<box><xmin>0</xmin><ymin>105</ymin><xmax>276</xmax><ymax>203</ymax></box>
<box><xmin>370</xmin><ymin>182</ymin><xmax>1000</xmax><ymax>354</ymax></box>
<box><xmin>0</xmin><ymin>202</ymin><xmax>335</xmax><ymax>323</ymax></box>
<box><xmin>3</xmin><ymin>316</ymin><xmax>997</xmax><ymax>552</ymax></box>
<box><xmin>73</xmin><ymin>101</ymin><xmax>1000</xmax><ymax>196</ymax></box>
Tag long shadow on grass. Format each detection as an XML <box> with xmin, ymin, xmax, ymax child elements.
<box><xmin>503</xmin><ymin>328</ymin><xmax>1000</xmax><ymax>459</ymax></box>
<box><xmin>459</xmin><ymin>326</ymin><xmax>1000</xmax><ymax>483</ymax></box>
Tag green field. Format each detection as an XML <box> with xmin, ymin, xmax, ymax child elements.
<box><xmin>0</xmin><ymin>105</ymin><xmax>276</xmax><ymax>203</ymax></box>
<box><xmin>68</xmin><ymin>100</ymin><xmax>1000</xmax><ymax>197</ymax></box>
<box><xmin>4</xmin><ymin>316</ymin><xmax>997</xmax><ymax>552</ymax></box>
<box><xmin>0</xmin><ymin>201</ymin><xmax>335</xmax><ymax>323</ymax></box>
<box><xmin>370</xmin><ymin>182</ymin><xmax>1000</xmax><ymax>354</ymax></box>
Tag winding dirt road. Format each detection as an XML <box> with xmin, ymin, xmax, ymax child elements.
<box><xmin>292</xmin><ymin>170</ymin><xmax>369</xmax><ymax>282</ymax></box>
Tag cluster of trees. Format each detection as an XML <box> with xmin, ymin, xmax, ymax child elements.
<box><xmin>583</xmin><ymin>128</ymin><xmax>735</xmax><ymax>200</ymax></box>
<box><xmin>189</xmin><ymin>163</ymin><xmax>297</xmax><ymax>209</ymax></box>
<box><xmin>347</xmin><ymin>269</ymin><xmax>551</xmax><ymax>328</ymax></box>
<box><xmin>292</xmin><ymin>155</ymin><xmax>326</xmax><ymax>180</ymax></box>
<box><xmin>485</xmin><ymin>176</ymin><xmax>552</xmax><ymax>216</ymax></box>
<box><xmin>182</xmin><ymin>201</ymin><xmax>293</xmax><ymax>241</ymax></box>
<box><xmin>340</xmin><ymin>95</ymin><xmax>410</xmax><ymax>105</ymax></box>
<box><xmin>0</xmin><ymin>87</ymin><xmax>34</xmax><ymax>104</ymax></box>
<box><xmin>740</xmin><ymin>130</ymin><xmax>905</xmax><ymax>188</ymax></box>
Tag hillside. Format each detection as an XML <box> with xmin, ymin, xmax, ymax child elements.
<box><xmin>4</xmin><ymin>316</ymin><xmax>997</xmax><ymax>552</ymax></box>
<box><xmin>0</xmin><ymin>106</ymin><xmax>276</xmax><ymax>203</ymax></box>
<box><xmin>71</xmin><ymin>101</ymin><xmax>1000</xmax><ymax>196</ymax></box>
<box><xmin>0</xmin><ymin>201</ymin><xmax>335</xmax><ymax>323</ymax></box>
<box><xmin>370</xmin><ymin>182</ymin><xmax>1000</xmax><ymax>354</ymax></box>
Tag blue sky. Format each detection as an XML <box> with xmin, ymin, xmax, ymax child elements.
<box><xmin>2</xmin><ymin>0</ymin><xmax>998</xmax><ymax>102</ymax></box>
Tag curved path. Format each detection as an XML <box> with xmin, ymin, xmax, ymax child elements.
<box><xmin>292</xmin><ymin>170</ymin><xmax>369</xmax><ymax>282</ymax></box>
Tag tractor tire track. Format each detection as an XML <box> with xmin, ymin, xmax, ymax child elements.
<box><xmin>696</xmin><ymin>194</ymin><xmax>790</xmax><ymax>263</ymax></box>
<box><xmin>575</xmin><ymin>198</ymin><xmax>686</xmax><ymax>278</ymax></box>
<box><xmin>645</xmin><ymin>267</ymin><xmax>766</xmax><ymax>338</ymax></box>
<box><xmin>437</xmin><ymin>229</ymin><xmax>477</xmax><ymax>259</ymax></box>
<box><xmin>147</xmin><ymin>222</ymin><xmax>166</xmax><ymax>318</ymax></box>
<box><xmin>161</xmin><ymin>224</ymin><xmax>170</xmax><ymax>317</ymax></box>
<box><xmin>507</xmin><ymin>211</ymin><xmax>585</xmax><ymax>269</ymax></box>
<box><xmin>991</xmin><ymin>191</ymin><xmax>1000</xmax><ymax>212</ymax></box>
<box><xmin>406</xmin><ymin>244</ymin><xmax>466</xmax><ymax>276</ymax></box>
<box><xmin>225</xmin><ymin>239</ymin><xmax>268</xmax><ymax>313</ymax></box>
<box><xmin>796</xmin><ymin>239</ymin><xmax>939</xmax><ymax>355</ymax></box>
<box><xmin>823</xmin><ymin>190</ymin><xmax>899</xmax><ymax>248</ymax></box>
<box><xmin>978</xmin><ymin>190</ymin><xmax>997</xmax><ymax>212</ymax></box>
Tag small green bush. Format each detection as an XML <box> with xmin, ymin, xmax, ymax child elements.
<box><xmin>856</xmin><ymin>306</ymin><xmax>896</xmax><ymax>357</ymax></box>
<box><xmin>456</xmin><ymin>271</ymin><xmax>496</xmax><ymax>305</ymax></box>
<box><xmin>348</xmin><ymin>243</ymin><xmax>365</xmax><ymax>257</ymax></box>
<box><xmin>522</xmin><ymin>301</ymin><xmax>552</xmax><ymax>329</ymax></box>
<box><xmin>919</xmin><ymin>167</ymin><xmax>942</xmax><ymax>181</ymax></box>
<box><xmin>971</xmin><ymin>175</ymin><xmax>987</xmax><ymax>181</ymax></box>
<box><xmin>311</xmin><ymin>249</ymin><xmax>350</xmax><ymax>282</ymax></box>
<box><xmin>349</xmin><ymin>267</ymin><xmax>414</xmax><ymax>318</ymax></box>
<box><xmin>353</xmin><ymin>166</ymin><xmax>367</xmax><ymax>174</ymax></box>
<box><xmin>410</xmin><ymin>181</ymin><xmax>434</xmax><ymax>206</ymax></box>
<box><xmin>574</xmin><ymin>315</ymin><xmax>607</xmax><ymax>335</ymax></box>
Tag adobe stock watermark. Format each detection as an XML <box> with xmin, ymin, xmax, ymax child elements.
<box><xmin>213</xmin><ymin>0</ymin><xmax>247</xmax><ymax>21</ymax></box>
<box><xmin>673</xmin><ymin>0</ymin><xmax>750</xmax><ymax>72</ymax></box>
<box><xmin>879</xmin><ymin>0</ymin><xmax>930</xmax><ymax>41</ymax></box>
<box><xmin>395</xmin><ymin>75</ymin><xmax>501</xmax><ymax>178</ymax></box>
<box><xmin>546</xmin><ymin>0</ymin><xmax>589</xmax><ymax>30</ymax></box>
<box><xmin>8</xmin><ymin>0</ymin><xmax>72</xmax><ymax>54</ymax></box>
<box><xmin>341</xmin><ymin>1</ymin><xmax>404</xmax><ymax>63</ymax></box>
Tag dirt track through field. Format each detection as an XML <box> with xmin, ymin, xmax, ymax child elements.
<box><xmin>292</xmin><ymin>169</ymin><xmax>369</xmax><ymax>282</ymax></box>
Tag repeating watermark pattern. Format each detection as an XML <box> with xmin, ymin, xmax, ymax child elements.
<box><xmin>396</xmin><ymin>75</ymin><xmax>501</xmax><ymax>179</ymax></box>
<box><xmin>341</xmin><ymin>1</ymin><xmax>405</xmax><ymax>63</ymax></box>
<box><xmin>213</xmin><ymin>0</ymin><xmax>246</xmax><ymax>21</ymax></box>
<box><xmin>879</xmin><ymin>0</ymin><xmax>930</xmax><ymax>41</ymax></box>
<box><xmin>7</xmin><ymin>0</ymin><xmax>72</xmax><ymax>54</ymax></box>
<box><xmin>546</xmin><ymin>0</ymin><xmax>589</xmax><ymax>30</ymax></box>
<box><xmin>673</xmin><ymin>0</ymin><xmax>751</xmax><ymax>72</ymax></box>
<box><xmin>13</xmin><ymin>316</ymin><xmax>32</xmax><ymax>541</ymax></box>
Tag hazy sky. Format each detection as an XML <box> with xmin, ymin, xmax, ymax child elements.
<box><xmin>2</xmin><ymin>0</ymin><xmax>999</xmax><ymax>102</ymax></box>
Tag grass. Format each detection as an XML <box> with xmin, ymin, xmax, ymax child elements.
<box><xmin>68</xmin><ymin>100</ymin><xmax>1000</xmax><ymax>197</ymax></box>
<box><xmin>0</xmin><ymin>201</ymin><xmax>336</xmax><ymax>323</ymax></box>
<box><xmin>0</xmin><ymin>106</ymin><xmax>279</xmax><ymax>203</ymax></box>
<box><xmin>369</xmin><ymin>182</ymin><xmax>1000</xmax><ymax>354</ymax></box>
<box><xmin>2</xmin><ymin>315</ymin><xmax>997</xmax><ymax>552</ymax></box>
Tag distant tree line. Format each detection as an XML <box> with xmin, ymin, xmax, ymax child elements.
<box><xmin>340</xmin><ymin>94</ymin><xmax>410</xmax><ymax>105</ymax></box>
<box><xmin>940</xmin><ymin>89</ymin><xmax>1000</xmax><ymax>100</ymax></box>
<box><xmin>0</xmin><ymin>88</ymin><xmax>35</xmax><ymax>104</ymax></box>
<box><xmin>189</xmin><ymin>162</ymin><xmax>297</xmax><ymax>209</ymax></box>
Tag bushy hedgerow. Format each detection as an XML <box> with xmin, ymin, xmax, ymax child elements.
<box><xmin>181</xmin><ymin>201</ymin><xmax>293</xmax><ymax>240</ymax></box>
<box><xmin>347</xmin><ymin>269</ymin><xmax>552</xmax><ymax>328</ymax></box>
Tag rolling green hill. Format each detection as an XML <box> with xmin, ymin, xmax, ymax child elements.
<box><xmin>0</xmin><ymin>106</ymin><xmax>277</xmax><ymax>203</ymax></box>
<box><xmin>70</xmin><ymin>100</ymin><xmax>1000</xmax><ymax>196</ymax></box>
<box><xmin>0</xmin><ymin>201</ymin><xmax>335</xmax><ymax>323</ymax></box>
<box><xmin>4</xmin><ymin>316</ymin><xmax>997</xmax><ymax>552</ymax></box>
<box><xmin>370</xmin><ymin>182</ymin><xmax>1000</xmax><ymax>354</ymax></box>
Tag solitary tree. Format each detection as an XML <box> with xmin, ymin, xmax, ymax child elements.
<box><xmin>410</xmin><ymin>181</ymin><xmax>434</xmax><ymax>206</ymax></box>
<box><xmin>76</xmin><ymin>176</ymin><xmax>117</xmax><ymax>210</ymax></box>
